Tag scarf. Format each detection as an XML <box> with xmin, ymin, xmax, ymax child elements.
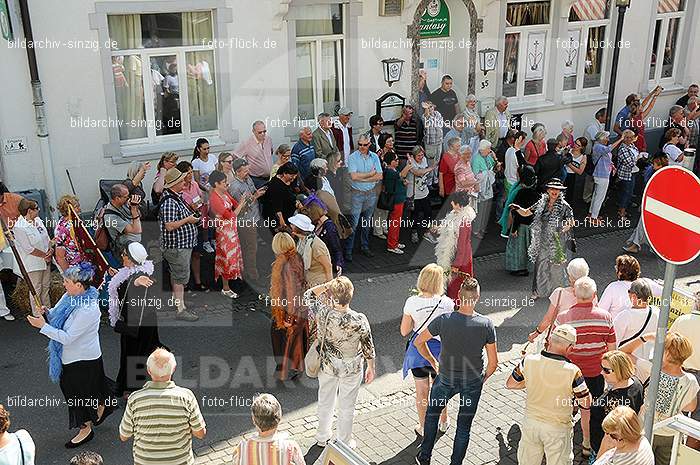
<box><xmin>107</xmin><ymin>260</ymin><xmax>155</xmax><ymax>326</ymax></box>
<box><xmin>296</xmin><ymin>233</ymin><xmax>317</xmax><ymax>270</ymax></box>
<box><xmin>499</xmin><ymin>181</ymin><xmax>523</xmax><ymax>237</ymax></box>
<box><xmin>47</xmin><ymin>286</ymin><xmax>100</xmax><ymax>383</ymax></box>
<box><xmin>435</xmin><ymin>206</ymin><xmax>476</xmax><ymax>272</ymax></box>
<box><xmin>527</xmin><ymin>194</ymin><xmax>573</xmax><ymax>264</ymax></box>
<box><xmin>270</xmin><ymin>250</ymin><xmax>306</xmax><ymax>330</ymax></box>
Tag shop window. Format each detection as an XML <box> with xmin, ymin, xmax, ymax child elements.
<box><xmin>503</xmin><ymin>1</ymin><xmax>551</xmax><ymax>99</ymax></box>
<box><xmin>295</xmin><ymin>4</ymin><xmax>345</xmax><ymax>121</ymax></box>
<box><xmin>649</xmin><ymin>0</ymin><xmax>685</xmax><ymax>82</ymax></box>
<box><xmin>108</xmin><ymin>12</ymin><xmax>218</xmax><ymax>144</ymax></box>
<box><xmin>563</xmin><ymin>1</ymin><xmax>611</xmax><ymax>93</ymax></box>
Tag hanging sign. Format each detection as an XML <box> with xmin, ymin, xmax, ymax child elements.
<box><xmin>419</xmin><ymin>0</ymin><xmax>450</xmax><ymax>39</ymax></box>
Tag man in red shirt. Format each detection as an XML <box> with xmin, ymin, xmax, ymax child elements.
<box><xmin>555</xmin><ymin>276</ymin><xmax>616</xmax><ymax>457</ymax></box>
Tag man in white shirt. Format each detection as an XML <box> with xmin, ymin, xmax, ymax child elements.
<box><xmin>613</xmin><ymin>279</ymin><xmax>659</xmax><ymax>361</ymax></box>
<box><xmin>583</xmin><ymin>107</ymin><xmax>607</xmax><ymax>202</ymax></box>
<box><xmin>332</xmin><ymin>107</ymin><xmax>354</xmax><ymax>164</ymax></box>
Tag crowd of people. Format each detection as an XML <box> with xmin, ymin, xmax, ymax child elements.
<box><xmin>1</xmin><ymin>77</ymin><xmax>700</xmax><ymax>465</ymax></box>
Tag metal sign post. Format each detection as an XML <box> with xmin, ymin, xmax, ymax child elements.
<box><xmin>643</xmin><ymin>262</ymin><xmax>677</xmax><ymax>440</ymax></box>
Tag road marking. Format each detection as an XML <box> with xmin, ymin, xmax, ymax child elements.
<box><xmin>645</xmin><ymin>196</ymin><xmax>700</xmax><ymax>234</ymax></box>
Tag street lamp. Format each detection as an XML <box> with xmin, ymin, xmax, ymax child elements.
<box><xmin>381</xmin><ymin>58</ymin><xmax>404</xmax><ymax>87</ymax></box>
<box><xmin>605</xmin><ymin>0</ymin><xmax>632</xmax><ymax>131</ymax></box>
<box><xmin>478</xmin><ymin>48</ymin><xmax>499</xmax><ymax>76</ymax></box>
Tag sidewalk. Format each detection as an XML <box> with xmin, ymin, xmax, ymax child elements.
<box><xmin>194</xmin><ymin>359</ymin><xmax>588</xmax><ymax>465</ymax></box>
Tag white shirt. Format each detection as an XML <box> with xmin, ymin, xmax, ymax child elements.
<box><xmin>407</xmin><ymin>157</ymin><xmax>430</xmax><ymax>200</ymax></box>
<box><xmin>192</xmin><ymin>156</ymin><xmax>218</xmax><ymax>185</ymax></box>
<box><xmin>663</xmin><ymin>143</ymin><xmax>683</xmax><ymax>164</ymax></box>
<box><xmin>12</xmin><ymin>216</ymin><xmax>50</xmax><ymax>275</ymax></box>
<box><xmin>320</xmin><ymin>176</ymin><xmax>335</xmax><ymax>196</ymax></box>
<box><xmin>340</xmin><ymin>124</ymin><xmax>351</xmax><ymax>160</ymax></box>
<box><xmin>324</xmin><ymin>128</ymin><xmax>334</xmax><ymax>145</ymax></box>
<box><xmin>566</xmin><ymin>154</ymin><xmax>585</xmax><ymax>174</ymax></box>
<box><xmin>504</xmin><ymin>146</ymin><xmax>519</xmax><ymax>184</ymax></box>
<box><xmin>613</xmin><ymin>305</ymin><xmax>659</xmax><ymax>360</ymax></box>
<box><xmin>403</xmin><ymin>295</ymin><xmax>455</xmax><ymax>339</ymax></box>
<box><xmin>40</xmin><ymin>294</ymin><xmax>102</xmax><ymax>364</ymax></box>
<box><xmin>598</xmin><ymin>279</ymin><xmax>663</xmax><ymax>319</ymax></box>
<box><xmin>0</xmin><ymin>430</ymin><xmax>36</xmax><ymax>465</ymax></box>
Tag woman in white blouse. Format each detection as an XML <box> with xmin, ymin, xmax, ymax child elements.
<box><xmin>27</xmin><ymin>263</ymin><xmax>116</xmax><ymax>448</ymax></box>
<box><xmin>599</xmin><ymin>255</ymin><xmax>662</xmax><ymax>319</ymax></box>
<box><xmin>12</xmin><ymin>199</ymin><xmax>52</xmax><ymax>317</ymax></box>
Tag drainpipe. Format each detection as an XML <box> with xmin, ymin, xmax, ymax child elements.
<box><xmin>18</xmin><ymin>0</ymin><xmax>58</xmax><ymax>217</ymax></box>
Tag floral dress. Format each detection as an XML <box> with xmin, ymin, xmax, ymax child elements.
<box><xmin>54</xmin><ymin>216</ymin><xmax>86</xmax><ymax>266</ymax></box>
<box><xmin>209</xmin><ymin>191</ymin><xmax>243</xmax><ymax>281</ymax></box>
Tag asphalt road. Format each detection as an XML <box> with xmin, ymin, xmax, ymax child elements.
<box><xmin>1</xmin><ymin>228</ymin><xmax>697</xmax><ymax>465</ymax></box>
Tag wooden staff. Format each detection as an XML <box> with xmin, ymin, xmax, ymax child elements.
<box><xmin>0</xmin><ymin>216</ymin><xmax>42</xmax><ymax>311</ymax></box>
<box><xmin>66</xmin><ymin>203</ymin><xmax>109</xmax><ymax>281</ymax></box>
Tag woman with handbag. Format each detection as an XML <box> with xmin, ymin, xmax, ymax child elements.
<box><xmin>106</xmin><ymin>242</ymin><xmax>163</xmax><ymax>398</ymax></box>
<box><xmin>400</xmin><ymin>264</ymin><xmax>454</xmax><ymax>437</ymax></box>
<box><xmin>269</xmin><ymin>233</ymin><xmax>308</xmax><ymax>381</ymax></box>
<box><xmin>382</xmin><ymin>152</ymin><xmax>412</xmax><ymax>254</ymax></box>
<box><xmin>304</xmin><ymin>277</ymin><xmax>375</xmax><ymax>449</ymax></box>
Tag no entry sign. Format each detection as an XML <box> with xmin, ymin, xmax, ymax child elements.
<box><xmin>642</xmin><ymin>166</ymin><xmax>700</xmax><ymax>265</ymax></box>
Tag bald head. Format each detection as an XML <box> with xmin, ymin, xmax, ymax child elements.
<box><xmin>147</xmin><ymin>348</ymin><xmax>177</xmax><ymax>381</ymax></box>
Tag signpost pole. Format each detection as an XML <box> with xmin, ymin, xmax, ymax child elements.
<box><xmin>643</xmin><ymin>262</ymin><xmax>677</xmax><ymax>440</ymax></box>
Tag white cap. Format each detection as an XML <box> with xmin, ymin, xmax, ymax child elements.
<box><xmin>126</xmin><ymin>242</ymin><xmax>148</xmax><ymax>265</ymax></box>
<box><xmin>288</xmin><ymin>214</ymin><xmax>314</xmax><ymax>232</ymax></box>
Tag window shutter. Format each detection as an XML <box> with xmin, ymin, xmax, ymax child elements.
<box><xmin>379</xmin><ymin>0</ymin><xmax>403</xmax><ymax>17</ymax></box>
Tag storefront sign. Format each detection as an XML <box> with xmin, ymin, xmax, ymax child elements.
<box><xmin>2</xmin><ymin>137</ymin><xmax>27</xmax><ymax>154</ymax></box>
<box><xmin>419</xmin><ymin>0</ymin><xmax>450</xmax><ymax>39</ymax></box>
<box><xmin>648</xmin><ymin>283</ymin><xmax>698</xmax><ymax>328</ymax></box>
<box><xmin>0</xmin><ymin>0</ymin><xmax>13</xmax><ymax>41</ymax></box>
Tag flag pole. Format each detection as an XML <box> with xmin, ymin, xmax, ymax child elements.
<box><xmin>0</xmin><ymin>216</ymin><xmax>43</xmax><ymax>312</ymax></box>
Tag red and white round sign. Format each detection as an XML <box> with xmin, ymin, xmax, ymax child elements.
<box><xmin>642</xmin><ymin>166</ymin><xmax>700</xmax><ymax>265</ymax></box>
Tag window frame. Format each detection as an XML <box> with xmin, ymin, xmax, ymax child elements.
<box><xmin>563</xmin><ymin>1</ymin><xmax>613</xmax><ymax>96</ymax></box>
<box><xmin>648</xmin><ymin>6</ymin><xmax>685</xmax><ymax>84</ymax></box>
<box><xmin>89</xmin><ymin>0</ymin><xmax>236</xmax><ymax>162</ymax></box>
<box><xmin>293</xmin><ymin>5</ymin><xmax>346</xmax><ymax>123</ymax></box>
<box><xmin>502</xmin><ymin>1</ymin><xmax>553</xmax><ymax>102</ymax></box>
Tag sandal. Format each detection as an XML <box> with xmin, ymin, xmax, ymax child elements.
<box><xmin>221</xmin><ymin>289</ymin><xmax>239</xmax><ymax>299</ymax></box>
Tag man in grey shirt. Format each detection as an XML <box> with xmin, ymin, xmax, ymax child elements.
<box><xmin>415</xmin><ymin>277</ymin><xmax>498</xmax><ymax>465</ymax></box>
<box><xmin>104</xmin><ymin>183</ymin><xmax>141</xmax><ymax>261</ymax></box>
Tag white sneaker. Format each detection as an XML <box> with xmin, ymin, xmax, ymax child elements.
<box><xmin>373</xmin><ymin>232</ymin><xmax>387</xmax><ymax>240</ymax></box>
<box><xmin>347</xmin><ymin>439</ymin><xmax>357</xmax><ymax>449</ymax></box>
<box><xmin>397</xmin><ymin>243</ymin><xmax>406</xmax><ymax>249</ymax></box>
<box><xmin>438</xmin><ymin>420</ymin><xmax>450</xmax><ymax>433</ymax></box>
<box><xmin>387</xmin><ymin>247</ymin><xmax>404</xmax><ymax>254</ymax></box>
<box><xmin>2</xmin><ymin>313</ymin><xmax>15</xmax><ymax>321</ymax></box>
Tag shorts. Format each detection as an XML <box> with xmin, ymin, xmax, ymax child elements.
<box><xmin>411</xmin><ymin>366</ymin><xmax>437</xmax><ymax>380</ymax></box>
<box><xmin>585</xmin><ymin>374</ymin><xmax>605</xmax><ymax>398</ymax></box>
<box><xmin>162</xmin><ymin>248</ymin><xmax>193</xmax><ymax>285</ymax></box>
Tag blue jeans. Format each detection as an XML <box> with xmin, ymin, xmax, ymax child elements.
<box><xmin>617</xmin><ymin>178</ymin><xmax>634</xmax><ymax>210</ymax></box>
<box><xmin>344</xmin><ymin>190</ymin><xmax>377</xmax><ymax>255</ymax></box>
<box><xmin>418</xmin><ymin>374</ymin><xmax>484</xmax><ymax>465</ymax></box>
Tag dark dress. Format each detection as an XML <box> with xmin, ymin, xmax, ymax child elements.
<box><xmin>317</xmin><ymin>218</ymin><xmax>344</xmax><ymax>272</ymax></box>
<box><xmin>115</xmin><ymin>271</ymin><xmax>165</xmax><ymax>395</ymax></box>
<box><xmin>262</xmin><ymin>177</ymin><xmax>296</xmax><ymax>233</ymax></box>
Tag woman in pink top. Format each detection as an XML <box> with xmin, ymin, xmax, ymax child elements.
<box><xmin>559</xmin><ymin>120</ymin><xmax>575</xmax><ymax>149</ymax></box>
<box><xmin>454</xmin><ymin>145</ymin><xmax>480</xmax><ymax>195</ymax></box>
<box><xmin>527</xmin><ymin>258</ymin><xmax>598</xmax><ymax>343</ymax></box>
<box><xmin>176</xmin><ymin>161</ymin><xmax>208</xmax><ymax>291</ymax></box>
<box><xmin>525</xmin><ymin>124</ymin><xmax>547</xmax><ymax>165</ymax></box>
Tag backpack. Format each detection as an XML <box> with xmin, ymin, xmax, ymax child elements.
<box><xmin>93</xmin><ymin>206</ymin><xmax>129</xmax><ymax>251</ymax></box>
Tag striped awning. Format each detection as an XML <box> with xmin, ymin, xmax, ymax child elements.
<box><xmin>658</xmin><ymin>0</ymin><xmax>683</xmax><ymax>13</ymax></box>
<box><xmin>571</xmin><ymin>0</ymin><xmax>608</xmax><ymax>21</ymax></box>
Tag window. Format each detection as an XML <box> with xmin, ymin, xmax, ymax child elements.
<box><xmin>649</xmin><ymin>0</ymin><xmax>685</xmax><ymax>82</ymax></box>
<box><xmin>379</xmin><ymin>0</ymin><xmax>403</xmax><ymax>17</ymax></box>
<box><xmin>295</xmin><ymin>5</ymin><xmax>344</xmax><ymax>120</ymax></box>
<box><xmin>563</xmin><ymin>1</ymin><xmax>611</xmax><ymax>93</ymax></box>
<box><xmin>108</xmin><ymin>12</ymin><xmax>218</xmax><ymax>145</ymax></box>
<box><xmin>503</xmin><ymin>1</ymin><xmax>551</xmax><ymax>99</ymax></box>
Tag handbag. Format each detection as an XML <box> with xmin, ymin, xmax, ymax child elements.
<box><xmin>16</xmin><ymin>433</ymin><xmax>25</xmax><ymax>465</ymax></box>
<box><xmin>304</xmin><ymin>309</ymin><xmax>332</xmax><ymax>378</ymax></box>
<box><xmin>405</xmin><ymin>298</ymin><xmax>442</xmax><ymax>351</ymax></box>
<box><xmin>376</xmin><ymin>169</ymin><xmax>396</xmax><ymax>211</ymax></box>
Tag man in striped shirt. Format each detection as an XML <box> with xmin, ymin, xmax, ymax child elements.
<box><xmin>507</xmin><ymin>324</ymin><xmax>591</xmax><ymax>465</ymax></box>
<box><xmin>120</xmin><ymin>348</ymin><xmax>206</xmax><ymax>465</ymax></box>
<box><xmin>555</xmin><ymin>276</ymin><xmax>616</xmax><ymax>457</ymax></box>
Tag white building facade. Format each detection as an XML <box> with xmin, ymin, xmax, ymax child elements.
<box><xmin>0</xmin><ymin>0</ymin><xmax>697</xmax><ymax>210</ymax></box>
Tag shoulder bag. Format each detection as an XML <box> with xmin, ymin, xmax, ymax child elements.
<box><xmin>618</xmin><ymin>306</ymin><xmax>653</xmax><ymax>347</ymax></box>
<box><xmin>405</xmin><ymin>297</ymin><xmax>442</xmax><ymax>351</ymax></box>
<box><xmin>304</xmin><ymin>308</ymin><xmax>332</xmax><ymax>378</ymax></box>
<box><xmin>17</xmin><ymin>433</ymin><xmax>25</xmax><ymax>465</ymax></box>
<box><xmin>525</xmin><ymin>287</ymin><xmax>562</xmax><ymax>354</ymax></box>
<box><xmin>377</xmin><ymin>169</ymin><xmax>396</xmax><ymax>211</ymax></box>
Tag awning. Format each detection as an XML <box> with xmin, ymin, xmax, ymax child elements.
<box><xmin>571</xmin><ymin>0</ymin><xmax>608</xmax><ymax>21</ymax></box>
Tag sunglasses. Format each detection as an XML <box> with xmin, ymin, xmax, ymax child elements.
<box><xmin>601</xmin><ymin>366</ymin><xmax>613</xmax><ymax>374</ymax></box>
<box><xmin>223</xmin><ymin>159</ymin><xmax>233</xmax><ymax>163</ymax></box>
<box><xmin>358</xmin><ymin>143</ymin><xmax>370</xmax><ymax>147</ymax></box>
<box><xmin>257</xmin><ymin>130</ymin><xmax>267</xmax><ymax>134</ymax></box>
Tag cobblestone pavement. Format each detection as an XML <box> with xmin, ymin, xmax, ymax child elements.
<box><xmin>193</xmin><ymin>360</ymin><xmax>588</xmax><ymax>465</ymax></box>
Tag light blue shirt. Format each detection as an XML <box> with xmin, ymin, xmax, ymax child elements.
<box><xmin>347</xmin><ymin>150</ymin><xmax>382</xmax><ymax>191</ymax></box>
<box><xmin>592</xmin><ymin>142</ymin><xmax>613</xmax><ymax>178</ymax></box>
<box><xmin>40</xmin><ymin>296</ymin><xmax>102</xmax><ymax>364</ymax></box>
